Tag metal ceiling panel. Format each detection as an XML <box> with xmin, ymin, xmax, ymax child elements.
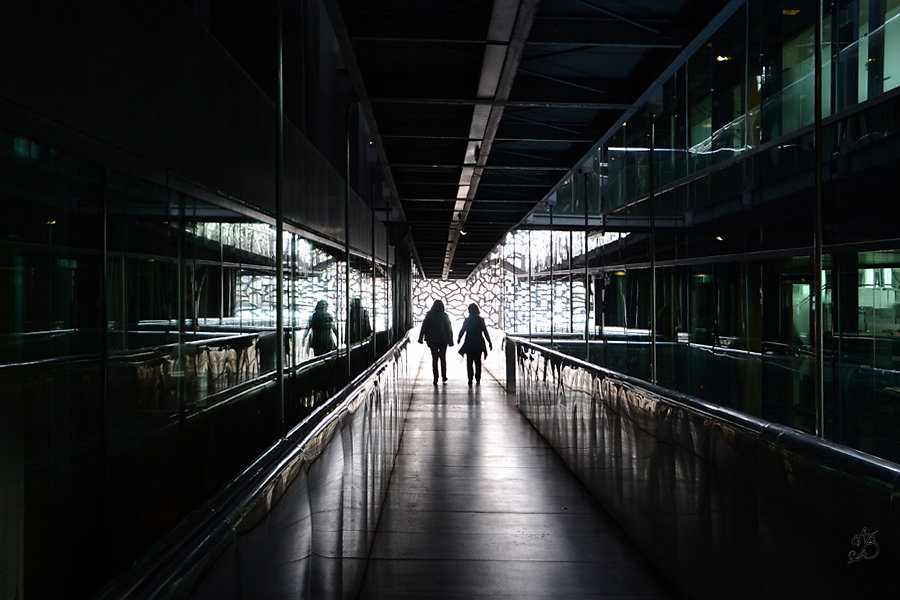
<box><xmin>335</xmin><ymin>0</ymin><xmax>730</xmax><ymax>279</ymax></box>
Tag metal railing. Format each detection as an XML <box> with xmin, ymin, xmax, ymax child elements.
<box><xmin>98</xmin><ymin>335</ymin><xmax>412</xmax><ymax>599</ymax></box>
<box><xmin>508</xmin><ymin>335</ymin><xmax>899</xmax><ymax>600</ymax></box>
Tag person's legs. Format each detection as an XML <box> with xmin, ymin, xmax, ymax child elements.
<box><xmin>430</xmin><ymin>347</ymin><xmax>439</xmax><ymax>384</ymax></box>
<box><xmin>474</xmin><ymin>354</ymin><xmax>483</xmax><ymax>384</ymax></box>
<box><xmin>466</xmin><ymin>354</ymin><xmax>474</xmax><ymax>385</ymax></box>
<box><xmin>437</xmin><ymin>346</ymin><xmax>447</xmax><ymax>381</ymax></box>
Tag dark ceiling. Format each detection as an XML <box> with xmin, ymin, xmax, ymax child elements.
<box><xmin>334</xmin><ymin>0</ymin><xmax>727</xmax><ymax>279</ymax></box>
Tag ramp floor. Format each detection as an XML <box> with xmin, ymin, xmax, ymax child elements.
<box><xmin>356</xmin><ymin>350</ymin><xmax>677</xmax><ymax>599</ymax></box>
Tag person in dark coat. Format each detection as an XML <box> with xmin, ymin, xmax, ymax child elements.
<box><xmin>418</xmin><ymin>299</ymin><xmax>454</xmax><ymax>385</ymax></box>
<box><xmin>349</xmin><ymin>297</ymin><xmax>372</xmax><ymax>344</ymax></box>
<box><xmin>457</xmin><ymin>303</ymin><xmax>492</xmax><ymax>386</ymax></box>
<box><xmin>304</xmin><ymin>300</ymin><xmax>337</xmax><ymax>356</ymax></box>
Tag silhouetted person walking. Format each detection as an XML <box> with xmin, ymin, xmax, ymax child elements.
<box><xmin>349</xmin><ymin>297</ymin><xmax>372</xmax><ymax>343</ymax></box>
<box><xmin>418</xmin><ymin>299</ymin><xmax>454</xmax><ymax>385</ymax></box>
<box><xmin>457</xmin><ymin>303</ymin><xmax>492</xmax><ymax>386</ymax></box>
<box><xmin>304</xmin><ymin>300</ymin><xmax>337</xmax><ymax>356</ymax></box>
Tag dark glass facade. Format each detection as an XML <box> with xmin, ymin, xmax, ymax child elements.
<box><xmin>0</xmin><ymin>132</ymin><xmax>403</xmax><ymax>599</ymax></box>
<box><xmin>3</xmin><ymin>0</ymin><xmax>900</xmax><ymax>597</ymax></box>
<box><xmin>490</xmin><ymin>0</ymin><xmax>900</xmax><ymax>465</ymax></box>
<box><xmin>0</xmin><ymin>2</ymin><xmax>410</xmax><ymax>598</ymax></box>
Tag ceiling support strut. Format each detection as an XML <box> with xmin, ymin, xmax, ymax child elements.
<box><xmin>442</xmin><ymin>0</ymin><xmax>540</xmax><ymax>279</ymax></box>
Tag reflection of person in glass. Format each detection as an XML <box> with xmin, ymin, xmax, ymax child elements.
<box><xmin>418</xmin><ymin>299</ymin><xmax>453</xmax><ymax>385</ymax></box>
<box><xmin>349</xmin><ymin>297</ymin><xmax>373</xmax><ymax>344</ymax></box>
<box><xmin>304</xmin><ymin>300</ymin><xmax>337</xmax><ymax>356</ymax></box>
<box><xmin>457</xmin><ymin>303</ymin><xmax>492</xmax><ymax>386</ymax></box>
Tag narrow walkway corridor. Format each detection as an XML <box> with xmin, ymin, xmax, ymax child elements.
<box><xmin>357</xmin><ymin>351</ymin><xmax>677</xmax><ymax>599</ymax></box>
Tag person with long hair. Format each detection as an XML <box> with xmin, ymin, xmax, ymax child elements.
<box><xmin>457</xmin><ymin>302</ymin><xmax>492</xmax><ymax>386</ymax></box>
<box><xmin>304</xmin><ymin>300</ymin><xmax>337</xmax><ymax>356</ymax></box>
<box><xmin>418</xmin><ymin>299</ymin><xmax>454</xmax><ymax>385</ymax></box>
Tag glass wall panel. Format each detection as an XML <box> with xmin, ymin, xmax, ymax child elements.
<box><xmin>833</xmin><ymin>0</ymin><xmax>900</xmax><ymax>108</ymax></box>
<box><xmin>528</xmin><ymin>229</ymin><xmax>549</xmax><ymax>335</ymax></box>
<box><xmin>592</xmin><ymin>254</ymin><xmax>812</xmax><ymax>431</ymax></box>
<box><xmin>885</xmin><ymin>0</ymin><xmax>900</xmax><ymax>94</ymax></box>
<box><xmin>782</xmin><ymin>22</ymin><xmax>818</xmax><ymax>132</ymax></box>
<box><xmin>334</xmin><ymin>258</ymin><xmax>348</xmax><ymax>350</ymax></box>
<box><xmin>586</xmin><ymin>154</ymin><xmax>602</xmax><ymax>214</ymax></box>
<box><xmin>654</xmin><ymin>265</ymin><xmax>679</xmax><ymax>389</ymax></box>
<box><xmin>294</xmin><ymin>238</ymin><xmax>342</xmax><ymax>359</ymax></box>
<box><xmin>501</xmin><ymin>230</ymin><xmax>529</xmax><ymax>334</ymax></box>
<box><xmin>497</xmin><ymin>0</ymin><xmax>900</xmax><ymax>468</ymax></box>
<box><xmin>0</xmin><ymin>123</ymin><xmax>400</xmax><ymax>598</ymax></box>
<box><xmin>551</xmin><ymin>229</ymin><xmax>570</xmax><ymax>334</ymax></box>
<box><xmin>485</xmin><ymin>228</ymin><xmax>591</xmax><ymax>339</ymax></box>
<box><xmin>707</xmin><ymin>7</ymin><xmax>749</xmax><ymax>167</ymax></box>
<box><xmin>626</xmin><ymin>115</ymin><xmax>651</xmax><ymax>206</ymax></box>
<box><xmin>754</xmin><ymin>1</ymin><xmax>834</xmax><ymax>142</ymax></box>
<box><xmin>654</xmin><ymin>69</ymin><xmax>688</xmax><ymax>191</ymax></box>
<box><xmin>572</xmin><ymin>231</ymin><xmax>589</xmax><ymax>336</ymax></box>
<box><xmin>374</xmin><ymin>261</ymin><xmax>391</xmax><ymax>334</ymax></box>
<box><xmin>348</xmin><ymin>254</ymin><xmax>374</xmax><ymax>346</ymax></box>
<box><xmin>555</xmin><ymin>177</ymin><xmax>575</xmax><ymax>215</ymax></box>
<box><xmin>285</xmin><ymin>232</ymin><xmax>298</xmax><ymax>370</ymax></box>
<box><xmin>826</xmin><ymin>249</ymin><xmax>900</xmax><ymax>462</ymax></box>
<box><xmin>687</xmin><ymin>38</ymin><xmax>715</xmax><ymax>174</ymax></box>
<box><xmin>106</xmin><ymin>172</ymin><xmax>181</xmax><ymax>418</ymax></box>
<box><xmin>0</xmin><ymin>133</ymin><xmax>105</xmax><ymax>597</ymax></box>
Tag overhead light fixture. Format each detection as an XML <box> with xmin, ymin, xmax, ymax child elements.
<box><xmin>716</xmin><ymin>55</ymin><xmax>732</xmax><ymax>62</ymax></box>
<box><xmin>715</xmin><ymin>235</ymin><xmax>724</xmax><ymax>241</ymax></box>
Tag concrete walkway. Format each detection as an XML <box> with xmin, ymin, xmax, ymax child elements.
<box><xmin>356</xmin><ymin>349</ymin><xmax>677</xmax><ymax>599</ymax></box>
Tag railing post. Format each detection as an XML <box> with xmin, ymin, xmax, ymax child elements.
<box><xmin>345</xmin><ymin>103</ymin><xmax>353</xmax><ymax>382</ymax></box>
<box><xmin>275</xmin><ymin>0</ymin><xmax>285</xmax><ymax>431</ymax></box>
<box><xmin>813</xmin><ymin>0</ymin><xmax>825</xmax><ymax>438</ymax></box>
<box><xmin>505</xmin><ymin>337</ymin><xmax>517</xmax><ymax>395</ymax></box>
<box><xmin>649</xmin><ymin>112</ymin><xmax>657</xmax><ymax>384</ymax></box>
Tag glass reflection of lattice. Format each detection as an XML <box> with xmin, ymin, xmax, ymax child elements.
<box><xmin>190</xmin><ymin>221</ymin><xmax>277</xmax><ymax>259</ymax></box>
<box><xmin>483</xmin><ymin>229</ymin><xmax>597</xmax><ymax>335</ymax></box>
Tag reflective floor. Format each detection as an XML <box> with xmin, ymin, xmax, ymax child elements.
<box><xmin>357</xmin><ymin>350</ymin><xmax>677</xmax><ymax>599</ymax></box>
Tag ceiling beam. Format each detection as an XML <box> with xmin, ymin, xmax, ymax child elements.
<box><xmin>500</xmin><ymin>112</ymin><xmax>583</xmax><ymax>135</ymax></box>
<box><xmin>353</xmin><ymin>36</ymin><xmax>484</xmax><ymax>45</ymax></box>
<box><xmin>383</xmin><ymin>133</ymin><xmax>595</xmax><ymax>143</ymax></box>
<box><xmin>410</xmin><ymin>198</ymin><xmax>537</xmax><ymax>205</ymax></box>
<box><xmin>441</xmin><ymin>0</ymin><xmax>540</xmax><ymax>279</ymax></box>
<box><xmin>394</xmin><ymin>163</ymin><xmax>569</xmax><ymax>171</ymax></box>
<box><xmin>489</xmin><ymin>0</ymin><xmax>748</xmax><ymax>278</ymax></box>
<box><xmin>355</xmin><ymin>36</ymin><xmax>681</xmax><ymax>50</ymax></box>
<box><xmin>517</xmin><ymin>67</ymin><xmax>613</xmax><ymax>96</ymax></box>
<box><xmin>529</xmin><ymin>15</ymin><xmax>684</xmax><ymax>49</ymax></box>
<box><xmin>351</xmin><ymin>0</ymin><xmax>491</xmax><ymax>36</ymax></box>
<box><xmin>526</xmin><ymin>40</ymin><xmax>682</xmax><ymax>49</ymax></box>
<box><xmin>571</xmin><ymin>0</ymin><xmax>661</xmax><ymax>35</ymax></box>
<box><xmin>370</xmin><ymin>97</ymin><xmax>630</xmax><ymax>109</ymax></box>
<box><xmin>320</xmin><ymin>0</ymin><xmax>420</xmax><ymax>272</ymax></box>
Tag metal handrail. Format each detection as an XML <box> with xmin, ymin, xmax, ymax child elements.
<box><xmin>509</xmin><ymin>335</ymin><xmax>900</xmax><ymax>481</ymax></box>
<box><xmin>97</xmin><ymin>333</ymin><xmax>411</xmax><ymax>599</ymax></box>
